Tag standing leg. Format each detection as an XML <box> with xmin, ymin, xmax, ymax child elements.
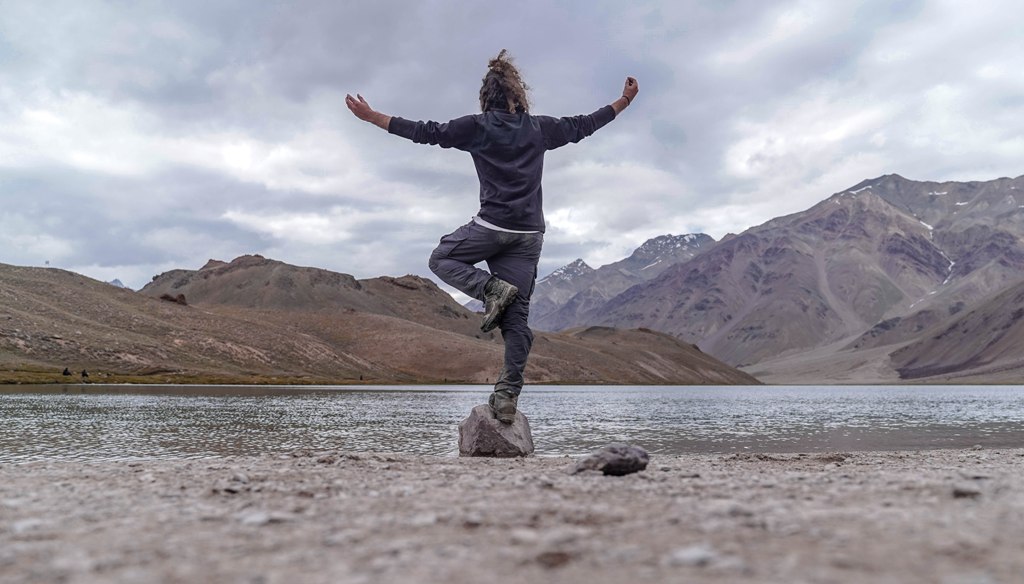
<box><xmin>486</xmin><ymin>231</ymin><xmax>543</xmax><ymax>397</ymax></box>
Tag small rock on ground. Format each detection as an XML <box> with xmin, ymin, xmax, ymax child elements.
<box><xmin>571</xmin><ymin>443</ymin><xmax>649</xmax><ymax>476</ymax></box>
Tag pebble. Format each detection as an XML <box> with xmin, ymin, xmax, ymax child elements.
<box><xmin>10</xmin><ymin>518</ymin><xmax>47</xmax><ymax>535</ymax></box>
<box><xmin>461</xmin><ymin>513</ymin><xmax>483</xmax><ymax>529</ymax></box>
<box><xmin>665</xmin><ymin>544</ymin><xmax>718</xmax><ymax>567</ymax></box>
<box><xmin>510</xmin><ymin>528</ymin><xmax>540</xmax><ymax>545</ymax></box>
<box><xmin>236</xmin><ymin>511</ymin><xmax>292</xmax><ymax>526</ymax></box>
<box><xmin>238</xmin><ymin>511</ymin><xmax>272</xmax><ymax>526</ymax></box>
<box><xmin>539</xmin><ymin>527</ymin><xmax>590</xmax><ymax>547</ymax></box>
<box><xmin>535</xmin><ymin>550</ymin><xmax>574</xmax><ymax>569</ymax></box>
<box><xmin>323</xmin><ymin>529</ymin><xmax>363</xmax><ymax>547</ymax></box>
<box><xmin>408</xmin><ymin>513</ymin><xmax>437</xmax><ymax>527</ymax></box>
<box><xmin>952</xmin><ymin>483</ymin><xmax>982</xmax><ymax>499</ymax></box>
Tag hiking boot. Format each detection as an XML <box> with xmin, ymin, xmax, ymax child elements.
<box><xmin>481</xmin><ymin>277</ymin><xmax>518</xmax><ymax>333</ymax></box>
<box><xmin>488</xmin><ymin>389</ymin><xmax>518</xmax><ymax>424</ymax></box>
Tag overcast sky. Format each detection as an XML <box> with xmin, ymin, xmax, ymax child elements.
<box><xmin>2</xmin><ymin>0</ymin><xmax>1023</xmax><ymax>297</ymax></box>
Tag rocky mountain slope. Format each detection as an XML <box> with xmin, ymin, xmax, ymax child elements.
<box><xmin>0</xmin><ymin>259</ymin><xmax>758</xmax><ymax>385</ymax></box>
<box><xmin>889</xmin><ymin>279</ymin><xmax>1024</xmax><ymax>381</ymax></box>
<box><xmin>530</xmin><ymin>233</ymin><xmax>715</xmax><ymax>331</ymax></box>
<box><xmin>533</xmin><ymin>174</ymin><xmax>1024</xmax><ymax>382</ymax></box>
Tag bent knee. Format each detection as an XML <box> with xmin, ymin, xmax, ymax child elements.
<box><xmin>427</xmin><ymin>246</ymin><xmax>447</xmax><ymax>276</ymax></box>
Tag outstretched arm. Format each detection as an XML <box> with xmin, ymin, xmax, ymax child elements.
<box><xmin>346</xmin><ymin>93</ymin><xmax>476</xmax><ymax>150</ymax></box>
<box><xmin>539</xmin><ymin>76</ymin><xmax>640</xmax><ymax>150</ymax></box>
<box><xmin>346</xmin><ymin>94</ymin><xmax>392</xmax><ymax>130</ymax></box>
<box><xmin>611</xmin><ymin>76</ymin><xmax>639</xmax><ymax>115</ymax></box>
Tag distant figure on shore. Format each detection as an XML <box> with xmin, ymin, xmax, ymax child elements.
<box><xmin>347</xmin><ymin>50</ymin><xmax>638</xmax><ymax>423</ymax></box>
<box><xmin>81</xmin><ymin>370</ymin><xmax>89</xmax><ymax>380</ymax></box>
<box><xmin>63</xmin><ymin>368</ymin><xmax>71</xmax><ymax>376</ymax></box>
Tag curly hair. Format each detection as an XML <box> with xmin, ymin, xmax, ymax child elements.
<box><xmin>479</xmin><ymin>49</ymin><xmax>530</xmax><ymax>114</ymax></box>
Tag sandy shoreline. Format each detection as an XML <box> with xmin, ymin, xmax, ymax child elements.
<box><xmin>2</xmin><ymin>448</ymin><xmax>1022</xmax><ymax>584</ymax></box>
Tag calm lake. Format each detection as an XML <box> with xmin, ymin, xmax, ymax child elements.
<box><xmin>2</xmin><ymin>384</ymin><xmax>1023</xmax><ymax>461</ymax></box>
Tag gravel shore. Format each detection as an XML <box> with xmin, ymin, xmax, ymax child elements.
<box><xmin>2</xmin><ymin>448</ymin><xmax>1022</xmax><ymax>584</ymax></box>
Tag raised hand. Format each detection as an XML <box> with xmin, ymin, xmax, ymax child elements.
<box><xmin>346</xmin><ymin>94</ymin><xmax>392</xmax><ymax>130</ymax></box>
<box><xmin>611</xmin><ymin>77</ymin><xmax>639</xmax><ymax>114</ymax></box>
<box><xmin>345</xmin><ymin>94</ymin><xmax>374</xmax><ymax>121</ymax></box>
<box><xmin>623</xmin><ymin>77</ymin><xmax>639</xmax><ymax>103</ymax></box>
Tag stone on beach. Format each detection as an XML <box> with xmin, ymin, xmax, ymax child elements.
<box><xmin>458</xmin><ymin>404</ymin><xmax>534</xmax><ymax>457</ymax></box>
<box><xmin>952</xmin><ymin>482</ymin><xmax>982</xmax><ymax>499</ymax></box>
<box><xmin>571</xmin><ymin>443</ymin><xmax>649</xmax><ymax>476</ymax></box>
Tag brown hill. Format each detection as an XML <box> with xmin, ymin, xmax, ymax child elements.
<box><xmin>141</xmin><ymin>254</ymin><xmax>485</xmax><ymax>340</ymax></box>
<box><xmin>0</xmin><ymin>263</ymin><xmax>373</xmax><ymax>381</ymax></box>
<box><xmin>0</xmin><ymin>259</ymin><xmax>758</xmax><ymax>385</ymax></box>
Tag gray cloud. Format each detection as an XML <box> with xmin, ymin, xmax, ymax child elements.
<box><xmin>1</xmin><ymin>0</ymin><xmax>1023</xmax><ymax>303</ymax></box>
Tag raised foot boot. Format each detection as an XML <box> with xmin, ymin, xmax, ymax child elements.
<box><xmin>488</xmin><ymin>389</ymin><xmax>519</xmax><ymax>424</ymax></box>
<box><xmin>481</xmin><ymin>277</ymin><xmax>518</xmax><ymax>333</ymax></box>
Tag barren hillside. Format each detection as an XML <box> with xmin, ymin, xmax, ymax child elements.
<box><xmin>0</xmin><ymin>260</ymin><xmax>758</xmax><ymax>385</ymax></box>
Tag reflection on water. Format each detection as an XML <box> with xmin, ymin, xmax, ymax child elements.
<box><xmin>1</xmin><ymin>384</ymin><xmax>1023</xmax><ymax>461</ymax></box>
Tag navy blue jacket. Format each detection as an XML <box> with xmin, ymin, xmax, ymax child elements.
<box><xmin>388</xmin><ymin>105</ymin><xmax>616</xmax><ymax>232</ymax></box>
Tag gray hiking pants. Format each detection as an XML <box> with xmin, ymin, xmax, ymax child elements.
<box><xmin>428</xmin><ymin>221</ymin><xmax>543</xmax><ymax>396</ymax></box>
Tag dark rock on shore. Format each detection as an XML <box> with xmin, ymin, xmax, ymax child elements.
<box><xmin>571</xmin><ymin>444</ymin><xmax>649</xmax><ymax>476</ymax></box>
<box><xmin>458</xmin><ymin>404</ymin><xmax>534</xmax><ymax>458</ymax></box>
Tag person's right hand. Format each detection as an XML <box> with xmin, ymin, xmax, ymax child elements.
<box><xmin>623</xmin><ymin>77</ymin><xmax>639</xmax><ymax>103</ymax></box>
<box><xmin>345</xmin><ymin>93</ymin><xmax>392</xmax><ymax>130</ymax></box>
<box><xmin>346</xmin><ymin>94</ymin><xmax>376</xmax><ymax>122</ymax></box>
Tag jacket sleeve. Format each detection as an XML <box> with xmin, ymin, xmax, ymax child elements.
<box><xmin>387</xmin><ymin>114</ymin><xmax>477</xmax><ymax>150</ymax></box>
<box><xmin>537</xmin><ymin>105</ymin><xmax>617</xmax><ymax>150</ymax></box>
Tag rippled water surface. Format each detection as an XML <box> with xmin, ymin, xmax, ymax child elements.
<box><xmin>2</xmin><ymin>384</ymin><xmax>1024</xmax><ymax>461</ymax></box>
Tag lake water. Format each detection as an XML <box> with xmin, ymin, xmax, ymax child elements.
<box><xmin>2</xmin><ymin>384</ymin><xmax>1023</xmax><ymax>461</ymax></box>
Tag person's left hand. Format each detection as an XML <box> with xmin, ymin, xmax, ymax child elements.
<box><xmin>345</xmin><ymin>94</ymin><xmax>375</xmax><ymax>122</ymax></box>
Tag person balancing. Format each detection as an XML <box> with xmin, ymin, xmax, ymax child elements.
<box><xmin>346</xmin><ymin>49</ymin><xmax>638</xmax><ymax>424</ymax></box>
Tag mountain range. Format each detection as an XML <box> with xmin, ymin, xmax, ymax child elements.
<box><xmin>532</xmin><ymin>173</ymin><xmax>1024</xmax><ymax>383</ymax></box>
<box><xmin>8</xmin><ymin>173</ymin><xmax>1023</xmax><ymax>385</ymax></box>
<box><xmin>0</xmin><ymin>256</ymin><xmax>757</xmax><ymax>385</ymax></box>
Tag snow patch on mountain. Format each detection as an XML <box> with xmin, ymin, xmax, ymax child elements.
<box><xmin>633</xmin><ymin>233</ymin><xmax>712</xmax><ymax>259</ymax></box>
<box><xmin>538</xmin><ymin>258</ymin><xmax>594</xmax><ymax>284</ymax></box>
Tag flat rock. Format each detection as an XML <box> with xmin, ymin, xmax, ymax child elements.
<box><xmin>952</xmin><ymin>483</ymin><xmax>982</xmax><ymax>499</ymax></box>
<box><xmin>458</xmin><ymin>404</ymin><xmax>534</xmax><ymax>458</ymax></box>
<box><xmin>571</xmin><ymin>443</ymin><xmax>649</xmax><ymax>476</ymax></box>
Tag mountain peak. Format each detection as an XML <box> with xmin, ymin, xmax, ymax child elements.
<box><xmin>630</xmin><ymin>233</ymin><xmax>714</xmax><ymax>264</ymax></box>
<box><xmin>540</xmin><ymin>259</ymin><xmax>594</xmax><ymax>284</ymax></box>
